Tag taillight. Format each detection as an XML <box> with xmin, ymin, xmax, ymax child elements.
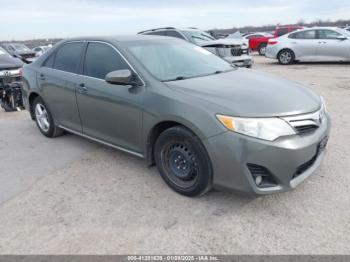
<box><xmin>268</xmin><ymin>40</ymin><xmax>278</xmax><ymax>45</ymax></box>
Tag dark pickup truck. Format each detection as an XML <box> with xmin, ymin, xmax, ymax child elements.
<box><xmin>0</xmin><ymin>43</ymin><xmax>36</xmax><ymax>64</ymax></box>
<box><xmin>0</xmin><ymin>47</ymin><xmax>24</xmax><ymax>111</ymax></box>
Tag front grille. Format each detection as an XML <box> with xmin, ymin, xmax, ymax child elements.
<box><xmin>231</xmin><ymin>47</ymin><xmax>243</xmax><ymax>56</ymax></box>
<box><xmin>0</xmin><ymin>76</ymin><xmax>22</xmax><ymax>87</ymax></box>
<box><xmin>294</xmin><ymin>124</ymin><xmax>319</xmax><ymax>134</ymax></box>
<box><xmin>20</xmin><ymin>53</ymin><xmax>35</xmax><ymax>59</ymax></box>
<box><xmin>282</xmin><ymin>107</ymin><xmax>326</xmax><ymax>135</ymax></box>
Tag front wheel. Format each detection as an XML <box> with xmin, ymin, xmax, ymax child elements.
<box><xmin>154</xmin><ymin>126</ymin><xmax>212</xmax><ymax>197</ymax></box>
<box><xmin>278</xmin><ymin>49</ymin><xmax>295</xmax><ymax>65</ymax></box>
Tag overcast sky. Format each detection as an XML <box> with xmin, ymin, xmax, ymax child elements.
<box><xmin>1</xmin><ymin>0</ymin><xmax>350</xmax><ymax>40</ymax></box>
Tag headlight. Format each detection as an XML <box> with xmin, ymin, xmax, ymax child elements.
<box><xmin>216</xmin><ymin>115</ymin><xmax>296</xmax><ymax>141</ymax></box>
<box><xmin>320</xmin><ymin>96</ymin><xmax>327</xmax><ymax>113</ymax></box>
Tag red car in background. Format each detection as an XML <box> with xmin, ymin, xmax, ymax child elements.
<box><xmin>245</xmin><ymin>26</ymin><xmax>303</xmax><ymax>55</ymax></box>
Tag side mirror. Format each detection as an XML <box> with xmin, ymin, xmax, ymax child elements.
<box><xmin>336</xmin><ymin>35</ymin><xmax>347</xmax><ymax>41</ymax></box>
<box><xmin>105</xmin><ymin>69</ymin><xmax>136</xmax><ymax>86</ymax></box>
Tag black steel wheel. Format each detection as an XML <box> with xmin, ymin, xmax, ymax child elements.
<box><xmin>155</xmin><ymin>126</ymin><xmax>212</xmax><ymax>197</ymax></box>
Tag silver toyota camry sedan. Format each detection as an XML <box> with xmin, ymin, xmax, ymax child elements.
<box><xmin>266</xmin><ymin>27</ymin><xmax>350</xmax><ymax>64</ymax></box>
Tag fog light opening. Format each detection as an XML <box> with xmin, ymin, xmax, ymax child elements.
<box><xmin>247</xmin><ymin>163</ymin><xmax>278</xmax><ymax>189</ymax></box>
<box><xmin>255</xmin><ymin>176</ymin><xmax>263</xmax><ymax>186</ymax></box>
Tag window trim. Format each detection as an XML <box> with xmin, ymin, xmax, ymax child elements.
<box><xmin>165</xmin><ymin>30</ymin><xmax>186</xmax><ymax>40</ymax></box>
<box><xmin>81</xmin><ymin>41</ymin><xmax>145</xmax><ymax>86</ymax></box>
<box><xmin>41</xmin><ymin>40</ymin><xmax>145</xmax><ymax>87</ymax></box>
<box><xmin>289</xmin><ymin>30</ymin><xmax>317</xmax><ymax>40</ymax></box>
<box><xmin>316</xmin><ymin>29</ymin><xmax>343</xmax><ymax>40</ymax></box>
<box><xmin>52</xmin><ymin>41</ymin><xmax>86</xmax><ymax>74</ymax></box>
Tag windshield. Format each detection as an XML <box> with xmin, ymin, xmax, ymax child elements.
<box><xmin>0</xmin><ymin>47</ymin><xmax>10</xmax><ymax>56</ymax></box>
<box><xmin>12</xmin><ymin>44</ymin><xmax>31</xmax><ymax>52</ymax></box>
<box><xmin>339</xmin><ymin>28</ymin><xmax>350</xmax><ymax>37</ymax></box>
<box><xmin>128</xmin><ymin>40</ymin><xmax>234</xmax><ymax>82</ymax></box>
<box><xmin>182</xmin><ymin>30</ymin><xmax>215</xmax><ymax>45</ymax></box>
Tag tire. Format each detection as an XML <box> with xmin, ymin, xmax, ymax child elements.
<box><xmin>154</xmin><ymin>126</ymin><xmax>212</xmax><ymax>197</ymax></box>
<box><xmin>33</xmin><ymin>96</ymin><xmax>64</xmax><ymax>138</ymax></box>
<box><xmin>258</xmin><ymin>43</ymin><xmax>267</xmax><ymax>56</ymax></box>
<box><xmin>278</xmin><ymin>49</ymin><xmax>295</xmax><ymax>65</ymax></box>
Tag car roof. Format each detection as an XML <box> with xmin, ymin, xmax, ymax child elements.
<box><xmin>61</xmin><ymin>34</ymin><xmax>175</xmax><ymax>43</ymax></box>
<box><xmin>138</xmin><ymin>27</ymin><xmax>204</xmax><ymax>34</ymax></box>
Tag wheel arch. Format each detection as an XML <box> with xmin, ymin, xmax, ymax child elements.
<box><xmin>145</xmin><ymin>119</ymin><xmax>206</xmax><ymax>167</ymax></box>
<box><xmin>28</xmin><ymin>92</ymin><xmax>40</xmax><ymax>120</ymax></box>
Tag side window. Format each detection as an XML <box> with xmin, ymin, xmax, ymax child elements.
<box><xmin>291</xmin><ymin>30</ymin><xmax>316</xmax><ymax>40</ymax></box>
<box><xmin>166</xmin><ymin>31</ymin><xmax>185</xmax><ymax>39</ymax></box>
<box><xmin>277</xmin><ymin>28</ymin><xmax>288</xmax><ymax>37</ymax></box>
<box><xmin>83</xmin><ymin>42</ymin><xmax>130</xmax><ymax>80</ymax></box>
<box><xmin>318</xmin><ymin>30</ymin><xmax>342</xmax><ymax>39</ymax></box>
<box><xmin>43</xmin><ymin>53</ymin><xmax>55</xmax><ymax>68</ymax></box>
<box><xmin>247</xmin><ymin>34</ymin><xmax>262</xmax><ymax>39</ymax></box>
<box><xmin>8</xmin><ymin>46</ymin><xmax>15</xmax><ymax>52</ymax></box>
<box><xmin>53</xmin><ymin>42</ymin><xmax>84</xmax><ymax>73</ymax></box>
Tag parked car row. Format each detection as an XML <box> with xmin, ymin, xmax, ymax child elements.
<box><xmin>265</xmin><ymin>27</ymin><xmax>350</xmax><ymax>64</ymax></box>
<box><xmin>138</xmin><ymin>27</ymin><xmax>253</xmax><ymax>68</ymax></box>
<box><xmin>244</xmin><ymin>25</ymin><xmax>303</xmax><ymax>55</ymax></box>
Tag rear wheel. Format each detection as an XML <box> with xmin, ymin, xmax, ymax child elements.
<box><xmin>33</xmin><ymin>96</ymin><xmax>64</xmax><ymax>138</ymax></box>
<box><xmin>278</xmin><ymin>49</ymin><xmax>295</xmax><ymax>65</ymax></box>
<box><xmin>154</xmin><ymin>126</ymin><xmax>212</xmax><ymax>197</ymax></box>
<box><xmin>258</xmin><ymin>43</ymin><xmax>267</xmax><ymax>56</ymax></box>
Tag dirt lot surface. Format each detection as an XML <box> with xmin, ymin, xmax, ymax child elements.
<box><xmin>0</xmin><ymin>55</ymin><xmax>349</xmax><ymax>254</ymax></box>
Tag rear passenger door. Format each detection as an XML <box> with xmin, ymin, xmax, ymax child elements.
<box><xmin>289</xmin><ymin>30</ymin><xmax>318</xmax><ymax>61</ymax></box>
<box><xmin>39</xmin><ymin>42</ymin><xmax>85</xmax><ymax>132</ymax></box>
<box><xmin>75</xmin><ymin>42</ymin><xmax>144</xmax><ymax>153</ymax></box>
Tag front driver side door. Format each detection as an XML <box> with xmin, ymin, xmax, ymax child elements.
<box><xmin>75</xmin><ymin>42</ymin><xmax>144</xmax><ymax>154</ymax></box>
<box><xmin>289</xmin><ymin>30</ymin><xmax>318</xmax><ymax>61</ymax></box>
<box><xmin>316</xmin><ymin>29</ymin><xmax>350</xmax><ymax>61</ymax></box>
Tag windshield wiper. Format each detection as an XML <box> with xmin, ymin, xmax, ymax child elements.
<box><xmin>163</xmin><ymin>76</ymin><xmax>187</xmax><ymax>82</ymax></box>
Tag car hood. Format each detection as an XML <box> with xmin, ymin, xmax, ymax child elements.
<box><xmin>199</xmin><ymin>38</ymin><xmax>246</xmax><ymax>47</ymax></box>
<box><xmin>0</xmin><ymin>55</ymin><xmax>23</xmax><ymax>69</ymax></box>
<box><xmin>165</xmin><ymin>69</ymin><xmax>321</xmax><ymax>117</ymax></box>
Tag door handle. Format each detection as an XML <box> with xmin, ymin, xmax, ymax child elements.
<box><xmin>38</xmin><ymin>74</ymin><xmax>46</xmax><ymax>80</ymax></box>
<box><xmin>77</xmin><ymin>83</ymin><xmax>88</xmax><ymax>93</ymax></box>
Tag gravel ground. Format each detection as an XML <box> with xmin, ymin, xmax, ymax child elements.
<box><xmin>0</xmin><ymin>55</ymin><xmax>349</xmax><ymax>255</ymax></box>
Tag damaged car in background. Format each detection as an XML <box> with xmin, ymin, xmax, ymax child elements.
<box><xmin>139</xmin><ymin>27</ymin><xmax>253</xmax><ymax>68</ymax></box>
<box><xmin>0</xmin><ymin>43</ymin><xmax>36</xmax><ymax>63</ymax></box>
<box><xmin>0</xmin><ymin>47</ymin><xmax>24</xmax><ymax>111</ymax></box>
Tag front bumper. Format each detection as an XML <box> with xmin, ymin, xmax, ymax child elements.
<box><xmin>265</xmin><ymin>45</ymin><xmax>280</xmax><ymax>59</ymax></box>
<box><xmin>205</xmin><ymin>114</ymin><xmax>331</xmax><ymax>195</ymax></box>
<box><xmin>223</xmin><ymin>55</ymin><xmax>253</xmax><ymax>68</ymax></box>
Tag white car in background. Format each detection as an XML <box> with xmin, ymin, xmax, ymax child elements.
<box><xmin>265</xmin><ymin>27</ymin><xmax>350</xmax><ymax>64</ymax></box>
<box><xmin>32</xmin><ymin>45</ymin><xmax>51</xmax><ymax>57</ymax></box>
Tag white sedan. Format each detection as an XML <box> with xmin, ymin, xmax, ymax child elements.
<box><xmin>265</xmin><ymin>27</ymin><xmax>350</xmax><ymax>65</ymax></box>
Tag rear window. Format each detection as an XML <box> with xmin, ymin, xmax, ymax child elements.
<box><xmin>289</xmin><ymin>30</ymin><xmax>316</xmax><ymax>39</ymax></box>
<box><xmin>43</xmin><ymin>53</ymin><xmax>55</xmax><ymax>68</ymax></box>
<box><xmin>53</xmin><ymin>42</ymin><xmax>84</xmax><ymax>73</ymax></box>
<box><xmin>276</xmin><ymin>28</ymin><xmax>289</xmax><ymax>37</ymax></box>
